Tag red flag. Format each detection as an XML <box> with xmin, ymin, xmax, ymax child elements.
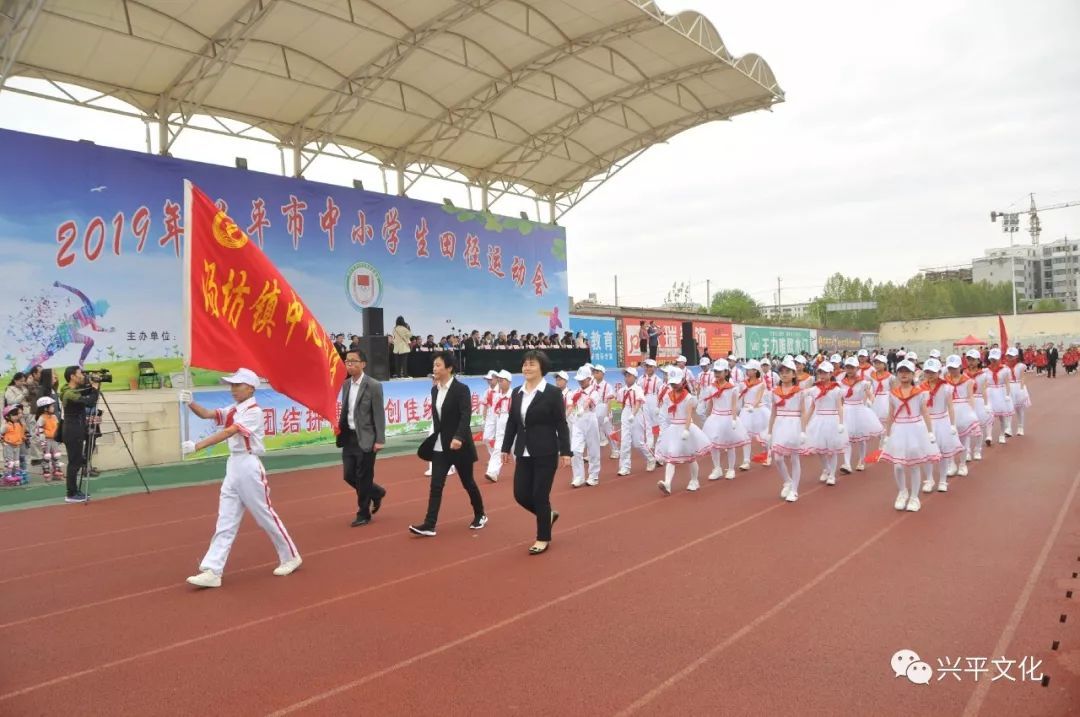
<box><xmin>998</xmin><ymin>315</ymin><xmax>1009</xmax><ymax>353</ymax></box>
<box><xmin>183</xmin><ymin>181</ymin><xmax>344</xmax><ymax>424</ymax></box>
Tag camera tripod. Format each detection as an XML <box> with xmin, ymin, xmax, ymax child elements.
<box><xmin>77</xmin><ymin>388</ymin><xmax>150</xmax><ymax>500</ymax></box>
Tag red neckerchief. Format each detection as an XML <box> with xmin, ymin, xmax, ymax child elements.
<box><xmin>712</xmin><ymin>381</ymin><xmax>733</xmax><ymax>397</ymax></box>
<box><xmin>643</xmin><ymin>375</ymin><xmax>655</xmax><ymax>393</ymax></box>
<box><xmin>841</xmin><ymin>375</ymin><xmax>859</xmax><ymax>398</ymax></box>
<box><xmin>763</xmin><ymin>372</ymin><xmax>775</xmax><ymax>390</ymax></box>
<box><xmin>1009</xmin><ymin>362</ymin><xmax>1022</xmax><ymax>380</ymax></box>
<box><xmin>773</xmin><ymin>385</ymin><xmax>800</xmax><ymax>408</ymax></box>
<box><xmin>622</xmin><ymin>384</ymin><xmax>637</xmax><ymax>407</ymax></box>
<box><xmin>739</xmin><ymin>378</ymin><xmax>761</xmax><ymax>399</ymax></box>
<box><xmin>872</xmin><ymin>371</ymin><xmax>892</xmax><ymax>394</ymax></box>
<box><xmin>964</xmin><ymin>367</ymin><xmax>983</xmax><ymax>380</ymax></box>
<box><xmin>667</xmin><ymin>387</ymin><xmax>688</xmax><ymax>416</ymax></box>
<box><xmin>989</xmin><ymin>362</ymin><xmax>1003</xmax><ymax>385</ymax></box>
<box><xmin>796</xmin><ymin>371</ymin><xmax>811</xmax><ymax>383</ymax></box>
<box><xmin>814</xmin><ymin>381</ymin><xmax>834</xmax><ymax>401</ymax></box>
<box><xmin>921</xmin><ymin>379</ymin><xmax>947</xmax><ymax>407</ymax></box>
<box><xmin>571</xmin><ymin>389</ymin><xmax>588</xmax><ymax>407</ymax></box>
<box><xmin>890</xmin><ymin>385</ymin><xmax>922</xmax><ymax>417</ymax></box>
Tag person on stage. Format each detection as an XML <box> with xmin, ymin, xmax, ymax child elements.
<box><xmin>336</xmin><ymin>349</ymin><xmax>387</xmax><ymax>526</ymax></box>
<box><xmin>411</xmin><ymin>352</ymin><xmax>488</xmax><ymax>537</ymax></box>
<box><xmin>180</xmin><ymin>369</ymin><xmax>301</xmax><ymax>588</ymax></box>
<box><xmin>500</xmin><ymin>350</ymin><xmax>572</xmax><ymax>555</ymax></box>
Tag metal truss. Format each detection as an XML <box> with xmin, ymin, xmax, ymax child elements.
<box><xmin>0</xmin><ymin>0</ymin><xmax>45</xmax><ymax>91</ymax></box>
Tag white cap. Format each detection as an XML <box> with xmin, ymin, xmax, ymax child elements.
<box><xmin>676</xmin><ymin>355</ymin><xmax>687</xmax><ymax>364</ymax></box>
<box><xmin>574</xmin><ymin>367</ymin><xmax>592</xmax><ymax>382</ymax></box>
<box><xmin>945</xmin><ymin>355</ymin><xmax>963</xmax><ymax>369</ymax></box>
<box><xmin>555</xmin><ymin>370</ymin><xmax>569</xmax><ymax>381</ymax></box>
<box><xmin>843</xmin><ymin>357</ymin><xmax>858</xmax><ymax>368</ymax></box>
<box><xmin>793</xmin><ymin>354</ymin><xmax>807</xmax><ymax>364</ymax></box>
<box><xmin>497</xmin><ymin>370</ymin><xmax>513</xmax><ymax>381</ymax></box>
<box><xmin>923</xmin><ymin>358</ymin><xmax>942</xmax><ymax>373</ymax></box>
<box><xmin>988</xmin><ymin>348</ymin><xmax>1002</xmax><ymax>360</ymax></box>
<box><xmin>592</xmin><ymin>364</ymin><xmax>606</xmax><ymax>374</ymax></box>
<box><xmin>484</xmin><ymin>370</ymin><xmax>498</xmax><ymax>379</ymax></box>
<box><xmin>830</xmin><ymin>354</ymin><xmax>842</xmax><ymax>363</ymax></box>
<box><xmin>906</xmin><ymin>351</ymin><xmax>918</xmax><ymax>361</ymax></box>
<box><xmin>817</xmin><ymin>361</ymin><xmax>834</xmax><ymax>373</ymax></box>
<box><xmin>699</xmin><ymin>357</ymin><xmax>710</xmax><ymax>366</ymax></box>
<box><xmin>712</xmin><ymin>359</ymin><xmax>729</xmax><ymax>372</ymax></box>
<box><xmin>623</xmin><ymin>366</ymin><xmax>638</xmax><ymax>377</ymax></box>
<box><xmin>897</xmin><ymin>359</ymin><xmax>915</xmax><ymax>372</ymax></box>
<box><xmin>746</xmin><ymin>359</ymin><xmax>761</xmax><ymax>372</ymax></box>
<box><xmin>35</xmin><ymin>396</ymin><xmax>55</xmax><ymax>408</ymax></box>
<box><xmin>780</xmin><ymin>356</ymin><xmax>797</xmax><ymax>371</ymax></box>
<box><xmin>965</xmin><ymin>349</ymin><xmax>981</xmax><ymax>360</ymax></box>
<box><xmin>1006</xmin><ymin>347</ymin><xmax>1019</xmax><ymax>357</ymax></box>
<box><xmin>667</xmin><ymin>367</ymin><xmax>685</xmax><ymax>384</ymax></box>
<box><xmin>857</xmin><ymin>349</ymin><xmax>869</xmax><ymax>357</ymax></box>
<box><xmin>897</xmin><ymin>350</ymin><xmax>906</xmax><ymax>358</ymax></box>
<box><xmin>760</xmin><ymin>358</ymin><xmax>772</xmax><ymax>367</ymax></box>
<box><xmin>929</xmin><ymin>349</ymin><xmax>942</xmax><ymax>358</ymax></box>
<box><xmin>221</xmin><ymin>368</ymin><xmax>260</xmax><ymax>388</ymax></box>
<box><xmin>873</xmin><ymin>354</ymin><xmax>887</xmax><ymax>364</ymax></box>
<box><xmin>644</xmin><ymin>358</ymin><xmax>657</xmax><ymax>367</ymax></box>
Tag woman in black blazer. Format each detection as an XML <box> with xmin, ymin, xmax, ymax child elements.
<box><xmin>501</xmin><ymin>350</ymin><xmax>572</xmax><ymax>555</ymax></box>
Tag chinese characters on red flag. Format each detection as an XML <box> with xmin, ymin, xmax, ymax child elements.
<box><xmin>185</xmin><ymin>181</ymin><xmax>344</xmax><ymax>425</ymax></box>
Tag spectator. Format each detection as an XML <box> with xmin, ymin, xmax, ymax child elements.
<box><xmin>1048</xmin><ymin>344</ymin><xmax>1060</xmax><ymax>378</ymax></box>
<box><xmin>391</xmin><ymin>316</ymin><xmax>412</xmax><ymax>378</ymax></box>
<box><xmin>647</xmin><ymin>321</ymin><xmax>660</xmax><ymax>361</ymax></box>
<box><xmin>4</xmin><ymin>372</ymin><xmax>28</xmax><ymax>410</ymax></box>
<box><xmin>421</xmin><ymin>334</ymin><xmax>437</xmax><ymax>351</ymax></box>
<box><xmin>349</xmin><ymin>335</ymin><xmax>361</xmax><ymax>352</ymax></box>
<box><xmin>333</xmin><ymin>334</ymin><xmax>348</xmax><ymax>361</ymax></box>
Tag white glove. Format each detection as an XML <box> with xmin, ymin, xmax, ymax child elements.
<box><xmin>731</xmin><ymin>419</ymin><xmax>738</xmax><ymax>429</ymax></box>
<box><xmin>799</xmin><ymin>432</ymin><xmax>807</xmax><ymax>444</ymax></box>
<box><xmin>746</xmin><ymin>406</ymin><xmax>755</xmax><ymax>414</ymax></box>
<box><xmin>927</xmin><ymin>432</ymin><xmax>936</xmax><ymax>444</ymax></box>
<box><xmin>181</xmin><ymin>440</ymin><xmax>197</xmax><ymax>455</ymax></box>
<box><xmin>837</xmin><ymin>423</ymin><xmax>846</xmax><ymax>434</ymax></box>
<box><xmin>881</xmin><ymin>436</ymin><xmax>889</xmax><ymax>448</ymax></box>
<box><xmin>949</xmin><ymin>426</ymin><xmax>957</xmax><ymax>435</ymax></box>
<box><xmin>681</xmin><ymin>428</ymin><xmax>690</xmax><ymax>441</ymax></box>
<box><xmin>178</xmin><ymin>390</ymin><xmax>193</xmax><ymax>404</ymax></box>
<box><xmin>760</xmin><ymin>432</ymin><xmax>771</xmax><ymax>444</ymax></box>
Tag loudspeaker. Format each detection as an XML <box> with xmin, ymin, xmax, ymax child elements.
<box><xmin>357</xmin><ymin>336</ymin><xmax>390</xmax><ymax>381</ymax></box>
<box><xmin>681</xmin><ymin>321</ymin><xmax>698</xmax><ymax>364</ymax></box>
<box><xmin>362</xmin><ymin>307</ymin><xmax>384</xmax><ymax>336</ymax></box>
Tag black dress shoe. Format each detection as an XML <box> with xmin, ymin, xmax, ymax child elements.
<box><xmin>351</xmin><ymin>516</ymin><xmax>371</xmax><ymax>527</ymax></box>
<box><xmin>372</xmin><ymin>490</ymin><xmax>385</xmax><ymax>514</ymax></box>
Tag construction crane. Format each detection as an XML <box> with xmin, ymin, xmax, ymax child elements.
<box><xmin>991</xmin><ymin>193</ymin><xmax>1080</xmax><ymax>245</ymax></box>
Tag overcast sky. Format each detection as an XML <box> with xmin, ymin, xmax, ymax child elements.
<box><xmin>1</xmin><ymin>0</ymin><xmax>1078</xmax><ymax>309</ymax></box>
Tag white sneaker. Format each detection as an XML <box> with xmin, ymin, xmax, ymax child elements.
<box><xmin>819</xmin><ymin>471</ymin><xmax>828</xmax><ymax>483</ymax></box>
<box><xmin>905</xmin><ymin>495</ymin><xmax>921</xmax><ymax>512</ymax></box>
<box><xmin>646</xmin><ymin>460</ymin><xmax>657</xmax><ymax>472</ymax></box>
<box><xmin>617</xmin><ymin>469</ymin><xmax>630</xmax><ymax>476</ymax></box>
<box><xmin>687</xmin><ymin>481</ymin><xmax>700</xmax><ymax>492</ymax></box>
<box><xmin>186</xmin><ymin>570</ymin><xmax>221</xmax><ymax>588</ymax></box>
<box><xmin>609</xmin><ymin>452</ymin><xmax>619</xmax><ymax>460</ymax></box>
<box><xmin>585</xmin><ymin>479</ymin><xmax>599</xmax><ymax>487</ymax></box>
<box><xmin>826</xmin><ymin>474</ymin><xmax>836</xmax><ymax>486</ymax></box>
<box><xmin>424</xmin><ymin>467</ymin><xmax>432</xmax><ymax>476</ymax></box>
<box><xmin>780</xmin><ymin>482</ymin><xmax>791</xmax><ymax>499</ymax></box>
<box><xmin>998</xmin><ymin>435</ymin><xmax>1006</xmax><ymax>444</ymax></box>
<box><xmin>764</xmin><ymin>457</ymin><xmax>772</xmax><ymax>467</ymax></box>
<box><xmin>1018</xmin><ymin>427</ymin><xmax>1025</xmax><ymax>436</ymax></box>
<box><xmin>958</xmin><ymin>464</ymin><xmax>969</xmax><ymax>477</ymax></box>
<box><xmin>708</xmin><ymin>467</ymin><xmax>723</xmax><ymax>480</ymax></box>
<box><xmin>985</xmin><ymin>437</ymin><xmax>992</xmax><ymax>446</ymax></box>
<box><xmin>785</xmin><ymin>491</ymin><xmax>799</xmax><ymax>503</ymax></box>
<box><xmin>965</xmin><ymin>451</ymin><xmax>973</xmax><ymax>462</ymax></box>
<box><xmin>599</xmin><ymin>438</ymin><xmax>609</xmax><ymax>447</ymax></box>
<box><xmin>273</xmin><ymin>557</ymin><xmax>303</xmax><ymax>576</ymax></box>
<box><xmin>657</xmin><ymin>480</ymin><xmax>671</xmax><ymax>495</ymax></box>
<box><xmin>855</xmin><ymin>463</ymin><xmax>866</xmax><ymax>472</ymax></box>
<box><xmin>894</xmin><ymin>490</ymin><xmax>909</xmax><ymax>511</ymax></box>
<box><xmin>946</xmin><ymin>465</ymin><xmax>957</xmax><ymax>477</ymax></box>
<box><xmin>570</xmin><ymin>479</ymin><xmax>584</xmax><ymax>488</ymax></box>
<box><xmin>937</xmin><ymin>482</ymin><xmax>948</xmax><ymax>493</ymax></box>
<box><xmin>921</xmin><ymin>478</ymin><xmax>934</xmax><ymax>494</ymax></box>
<box><xmin>973</xmin><ymin>451</ymin><xmax>983</xmax><ymax>461</ymax></box>
<box><xmin>739</xmin><ymin>462</ymin><xmax>750</xmax><ymax>471</ymax></box>
<box><xmin>725</xmin><ymin>469</ymin><xmax>736</xmax><ymax>480</ymax></box>
<box><xmin>839</xmin><ymin>464</ymin><xmax>852</xmax><ymax>475</ymax></box>
<box><xmin>484</xmin><ymin>473</ymin><xmax>499</xmax><ymax>482</ymax></box>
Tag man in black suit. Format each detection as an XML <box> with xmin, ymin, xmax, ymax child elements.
<box><xmin>333</xmin><ymin>333</ymin><xmax>348</xmax><ymax>361</ymax></box>
<box><xmin>336</xmin><ymin>349</ymin><xmax>387</xmax><ymax>526</ymax></box>
<box><xmin>1048</xmin><ymin>344</ymin><xmax>1060</xmax><ymax>378</ymax></box>
<box><xmin>410</xmin><ymin>351</ymin><xmax>487</xmax><ymax>536</ymax></box>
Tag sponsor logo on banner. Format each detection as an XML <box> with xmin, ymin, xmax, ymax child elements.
<box><xmin>346</xmin><ymin>261</ymin><xmax>383</xmax><ymax>310</ymax></box>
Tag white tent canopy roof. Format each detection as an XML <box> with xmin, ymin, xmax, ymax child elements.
<box><xmin>3</xmin><ymin>0</ymin><xmax>783</xmax><ymax>203</ymax></box>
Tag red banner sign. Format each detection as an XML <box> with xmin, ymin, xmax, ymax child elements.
<box><xmin>621</xmin><ymin>317</ymin><xmax>732</xmax><ymax>365</ymax></box>
<box><xmin>185</xmin><ymin>181</ymin><xmax>344</xmax><ymax>423</ymax></box>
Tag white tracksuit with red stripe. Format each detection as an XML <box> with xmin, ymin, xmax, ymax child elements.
<box><xmin>199</xmin><ymin>396</ymin><xmax>298</xmax><ymax>576</ymax></box>
<box><xmin>639</xmin><ymin>371</ymin><xmax>664</xmax><ymax>449</ymax></box>
<box><xmin>593</xmin><ymin>379</ymin><xmax>618</xmax><ymax>455</ymax></box>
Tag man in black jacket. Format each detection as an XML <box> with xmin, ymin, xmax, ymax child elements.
<box><xmin>410</xmin><ymin>352</ymin><xmax>487</xmax><ymax>536</ymax></box>
<box><xmin>58</xmin><ymin>366</ymin><xmax>99</xmax><ymax>503</ymax></box>
<box><xmin>1048</xmin><ymin>344</ymin><xmax>1060</xmax><ymax>378</ymax></box>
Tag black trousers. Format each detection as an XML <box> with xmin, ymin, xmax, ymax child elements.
<box><xmin>425</xmin><ymin>451</ymin><xmax>484</xmax><ymax>527</ymax></box>
<box><xmin>1048</xmin><ymin>360</ymin><xmax>1057</xmax><ymax>378</ymax></box>
<box><xmin>648</xmin><ymin>343</ymin><xmax>658</xmax><ymax>360</ymax></box>
<box><xmin>341</xmin><ymin>433</ymin><xmax>384</xmax><ymax>519</ymax></box>
<box><xmin>63</xmin><ymin>433</ymin><xmax>85</xmax><ymax>497</ymax></box>
<box><xmin>393</xmin><ymin>352</ymin><xmax>408</xmax><ymax>378</ymax></box>
<box><xmin>513</xmin><ymin>454</ymin><xmax>558</xmax><ymax>541</ymax></box>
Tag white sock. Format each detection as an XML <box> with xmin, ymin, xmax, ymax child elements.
<box><xmin>664</xmin><ymin>462</ymin><xmax>675</xmax><ymax>489</ymax></box>
<box><xmin>776</xmin><ymin>454</ymin><xmax>791</xmax><ymax>485</ymax></box>
<box><xmin>843</xmin><ymin>443</ymin><xmax>852</xmax><ymax>466</ymax></box>
<box><xmin>689</xmin><ymin>462</ymin><xmax>699</xmax><ymax>486</ymax></box>
<box><xmin>790</xmin><ymin>455</ymin><xmax>802</xmax><ymax>492</ymax></box>
<box><xmin>893</xmin><ymin>464</ymin><xmax>906</xmax><ymax>491</ymax></box>
<box><xmin>726</xmin><ymin>449</ymin><xmax>736</xmax><ymax>470</ymax></box>
<box><xmin>742</xmin><ymin>444</ymin><xmax>751</xmax><ymax>463</ymax></box>
<box><xmin>909</xmin><ymin>467</ymin><xmax>922</xmax><ymax>494</ymax></box>
<box><xmin>711</xmin><ymin>449</ymin><xmax>720</xmax><ymax>471</ymax></box>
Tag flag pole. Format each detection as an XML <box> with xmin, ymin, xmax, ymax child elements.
<box><xmin>181</xmin><ymin>180</ymin><xmax>193</xmax><ymax>448</ymax></box>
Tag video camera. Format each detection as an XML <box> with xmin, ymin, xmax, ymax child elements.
<box><xmin>86</xmin><ymin>368</ymin><xmax>113</xmax><ymax>384</ymax></box>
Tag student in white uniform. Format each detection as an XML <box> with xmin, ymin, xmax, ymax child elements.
<box><xmin>591</xmin><ymin>365</ymin><xmax>618</xmax><ymax>459</ymax></box>
<box><xmin>963</xmin><ymin>350</ymin><xmax>991</xmax><ymax>460</ymax></box>
<box><xmin>699</xmin><ymin>360</ymin><xmax>750</xmax><ymax>480</ymax></box>
<box><xmin>856</xmin><ymin>349</ymin><xmax>873</xmax><ymax>382</ymax></box>
<box><xmin>880</xmin><ymin>360</ymin><xmax>938</xmax><ymax>512</ymax></box>
<box><xmin>868</xmin><ymin>354</ymin><xmax>894</xmax><ymax>452</ymax></box>
<box><xmin>639</xmin><ymin>359</ymin><xmax>663</xmax><ymax>451</ymax></box>
<box><xmin>484</xmin><ymin>370</ymin><xmax>513</xmax><ymax>482</ymax></box>
<box><xmin>944</xmin><ymin>354</ymin><xmax>981</xmax><ymax>477</ymax></box>
<box><xmin>737</xmin><ymin>359</ymin><xmax>770</xmax><ymax>471</ymax></box>
<box><xmin>984</xmin><ymin>348</ymin><xmax>1013</xmax><ymax>445</ymax></box>
<box><xmin>794</xmin><ymin>354</ymin><xmax>814</xmax><ymax>390</ymax></box>
<box><xmin>179</xmin><ymin>369</ymin><xmax>301</xmax><ymax>588</ymax></box>
<box><xmin>617</xmin><ymin>366</ymin><xmax>655</xmax><ymax>475</ymax></box>
<box><xmin>1005</xmin><ymin>347</ymin><xmax>1031</xmax><ymax>436</ymax></box>
<box><xmin>920</xmin><ymin>359</ymin><xmax>963</xmax><ymax>493</ymax></box>
<box><xmin>695</xmin><ymin>357</ymin><xmax>712</xmax><ymax>395</ymax></box>
<box><xmin>802</xmin><ymin>361</ymin><xmax>847</xmax><ymax>486</ymax></box>
<box><xmin>568</xmin><ymin>367</ymin><xmax>601</xmax><ymax>487</ymax></box>
<box><xmin>838</xmin><ymin>357</ymin><xmax>883</xmax><ymax>473</ymax></box>
<box><xmin>763</xmin><ymin>356</ymin><xmax>806</xmax><ymax>503</ymax></box>
<box><xmin>655</xmin><ymin>367</ymin><xmax>711</xmax><ymax>495</ymax></box>
<box><xmin>479</xmin><ymin>370</ymin><xmax>499</xmax><ymax>458</ymax></box>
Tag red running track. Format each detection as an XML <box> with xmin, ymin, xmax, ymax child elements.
<box><xmin>0</xmin><ymin>377</ymin><xmax>1078</xmax><ymax>716</ymax></box>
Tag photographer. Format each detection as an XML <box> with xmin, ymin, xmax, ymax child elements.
<box><xmin>58</xmin><ymin>366</ymin><xmax>100</xmax><ymax>504</ymax></box>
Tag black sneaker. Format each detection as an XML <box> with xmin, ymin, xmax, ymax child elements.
<box><xmin>372</xmin><ymin>489</ymin><xmax>385</xmax><ymax>514</ymax></box>
<box><xmin>408</xmin><ymin>523</ymin><xmax>437</xmax><ymax>537</ymax></box>
<box><xmin>469</xmin><ymin>515</ymin><xmax>488</xmax><ymax>530</ymax></box>
<box><xmin>64</xmin><ymin>493</ymin><xmax>89</xmax><ymax>504</ymax></box>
